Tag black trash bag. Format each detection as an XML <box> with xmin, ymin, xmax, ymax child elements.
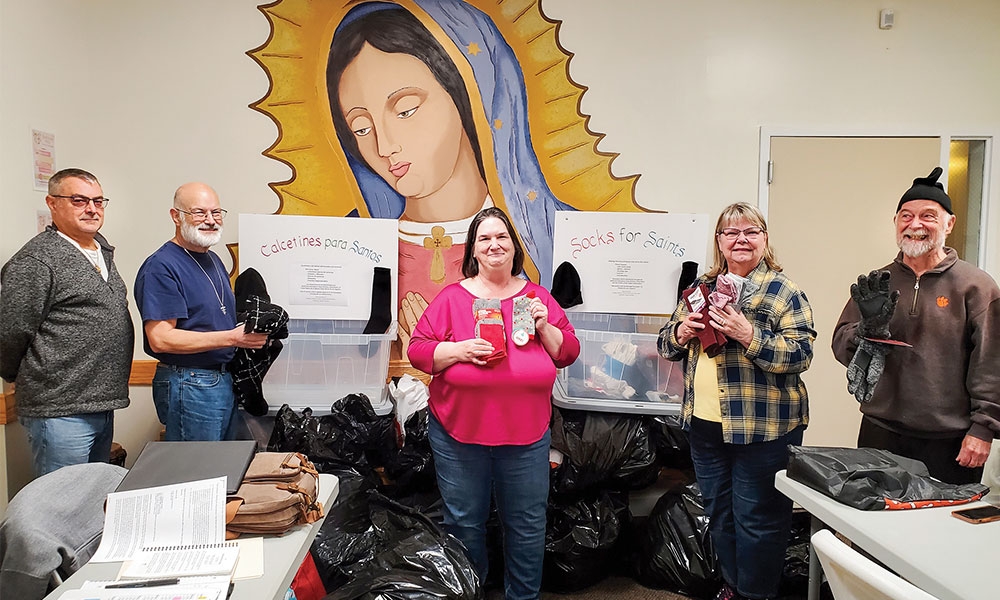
<box><xmin>382</xmin><ymin>408</ymin><xmax>437</xmax><ymax>497</ymax></box>
<box><xmin>268</xmin><ymin>405</ymin><xmax>343</xmax><ymax>472</ymax></box>
<box><xmin>311</xmin><ymin>467</ymin><xmax>381</xmax><ymax>592</ymax></box>
<box><xmin>550</xmin><ymin>407</ymin><xmax>660</xmax><ymax>494</ymax></box>
<box><xmin>631</xmin><ymin>481</ymin><xmax>720</xmax><ymax>598</ymax></box>
<box><xmin>787</xmin><ymin>446</ymin><xmax>989</xmax><ymax>510</ymax></box>
<box><xmin>384</xmin><ymin>486</ymin><xmax>445</xmax><ymax>523</ymax></box>
<box><xmin>648</xmin><ymin>414</ymin><xmax>693</xmax><ymax>470</ymax></box>
<box><xmin>324</xmin><ymin>491</ymin><xmax>482</xmax><ymax>600</ymax></box>
<box><xmin>268</xmin><ymin>396</ymin><xmax>396</xmax><ymax>477</ymax></box>
<box><xmin>542</xmin><ymin>490</ymin><xmax>629</xmax><ymax>593</ymax></box>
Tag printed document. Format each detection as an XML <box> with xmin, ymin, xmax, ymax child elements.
<box><xmin>90</xmin><ymin>477</ymin><xmax>227</xmax><ymax>563</ymax></box>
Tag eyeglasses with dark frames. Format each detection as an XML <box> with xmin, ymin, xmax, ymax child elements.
<box><xmin>716</xmin><ymin>227</ymin><xmax>765</xmax><ymax>241</ymax></box>
<box><xmin>176</xmin><ymin>207</ymin><xmax>228</xmax><ymax>221</ymax></box>
<box><xmin>51</xmin><ymin>194</ymin><xmax>109</xmax><ymax>209</ymax></box>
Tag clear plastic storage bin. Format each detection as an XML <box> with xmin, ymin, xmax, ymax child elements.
<box><xmin>554</xmin><ymin>313</ymin><xmax>682</xmax><ymax>415</ymax></box>
<box><xmin>262</xmin><ymin>319</ymin><xmax>397</xmax><ymax>415</ymax></box>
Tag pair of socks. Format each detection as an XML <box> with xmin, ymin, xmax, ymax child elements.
<box><xmin>472</xmin><ymin>292</ymin><xmax>540</xmax><ymax>365</ymax></box>
<box><xmin>473</xmin><ymin>299</ymin><xmax>506</xmax><ymax>366</ymax></box>
<box><xmin>512</xmin><ymin>291</ymin><xmax>536</xmax><ymax>346</ymax></box>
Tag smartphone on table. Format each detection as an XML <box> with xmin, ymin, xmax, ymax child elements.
<box><xmin>951</xmin><ymin>504</ymin><xmax>1000</xmax><ymax>524</ymax></box>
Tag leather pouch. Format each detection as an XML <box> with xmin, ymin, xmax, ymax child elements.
<box><xmin>225</xmin><ymin>452</ymin><xmax>324</xmax><ymax>538</ymax></box>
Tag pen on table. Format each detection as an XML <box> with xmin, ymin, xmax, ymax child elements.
<box><xmin>105</xmin><ymin>577</ymin><xmax>180</xmax><ymax>588</ymax></box>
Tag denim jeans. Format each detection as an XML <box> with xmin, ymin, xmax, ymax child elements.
<box><xmin>688</xmin><ymin>416</ymin><xmax>803</xmax><ymax>600</ymax></box>
<box><xmin>152</xmin><ymin>363</ymin><xmax>236</xmax><ymax>441</ymax></box>
<box><xmin>427</xmin><ymin>414</ymin><xmax>550</xmax><ymax>600</ymax></box>
<box><xmin>19</xmin><ymin>411</ymin><xmax>114</xmax><ymax>477</ymax></box>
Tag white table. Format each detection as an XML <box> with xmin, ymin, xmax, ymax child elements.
<box><xmin>45</xmin><ymin>473</ymin><xmax>339</xmax><ymax>600</ymax></box>
<box><xmin>775</xmin><ymin>470</ymin><xmax>998</xmax><ymax>600</ymax></box>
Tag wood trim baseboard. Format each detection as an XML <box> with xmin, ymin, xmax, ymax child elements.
<box><xmin>0</xmin><ymin>391</ymin><xmax>14</xmax><ymax>425</ymax></box>
<box><xmin>4</xmin><ymin>356</ymin><xmax>412</xmax><ymax>422</ymax></box>
<box><xmin>0</xmin><ymin>360</ymin><xmax>158</xmax><ymax>425</ymax></box>
<box><xmin>129</xmin><ymin>360</ymin><xmax>159</xmax><ymax>386</ymax></box>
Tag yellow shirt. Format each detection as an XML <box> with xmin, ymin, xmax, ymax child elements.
<box><xmin>692</xmin><ymin>348</ymin><xmax>722</xmax><ymax>422</ymax></box>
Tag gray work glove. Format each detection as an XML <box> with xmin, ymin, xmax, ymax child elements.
<box><xmin>851</xmin><ymin>270</ymin><xmax>899</xmax><ymax>339</ymax></box>
<box><xmin>846</xmin><ymin>338</ymin><xmax>888</xmax><ymax>403</ymax></box>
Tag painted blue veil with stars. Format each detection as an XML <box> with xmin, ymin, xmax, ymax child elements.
<box><xmin>331</xmin><ymin>0</ymin><xmax>574</xmax><ymax>288</ymax></box>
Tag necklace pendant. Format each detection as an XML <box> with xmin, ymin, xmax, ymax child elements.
<box><xmin>220</xmin><ymin>304</ymin><xmax>227</xmax><ymax>315</ymax></box>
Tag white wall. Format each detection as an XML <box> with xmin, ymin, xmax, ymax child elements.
<box><xmin>2</xmin><ymin>0</ymin><xmax>999</xmax><ymax>493</ymax></box>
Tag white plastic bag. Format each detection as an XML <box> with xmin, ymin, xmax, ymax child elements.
<box><xmin>389</xmin><ymin>374</ymin><xmax>429</xmax><ymax>444</ymax></box>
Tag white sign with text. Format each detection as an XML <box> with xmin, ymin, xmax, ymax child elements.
<box><xmin>552</xmin><ymin>212</ymin><xmax>710</xmax><ymax>314</ymax></box>
<box><xmin>239</xmin><ymin>214</ymin><xmax>398</xmax><ymax>320</ymax></box>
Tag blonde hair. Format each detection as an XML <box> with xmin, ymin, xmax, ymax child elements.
<box><xmin>706</xmin><ymin>202</ymin><xmax>782</xmax><ymax>278</ymax></box>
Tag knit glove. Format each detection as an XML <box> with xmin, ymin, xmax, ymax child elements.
<box><xmin>851</xmin><ymin>270</ymin><xmax>899</xmax><ymax>339</ymax></box>
<box><xmin>846</xmin><ymin>338</ymin><xmax>889</xmax><ymax>404</ymax></box>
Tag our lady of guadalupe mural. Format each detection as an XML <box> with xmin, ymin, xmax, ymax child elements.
<box><xmin>248</xmin><ymin>0</ymin><xmax>644</xmax><ymax>360</ymax></box>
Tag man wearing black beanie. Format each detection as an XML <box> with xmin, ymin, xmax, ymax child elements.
<box><xmin>832</xmin><ymin>167</ymin><xmax>1000</xmax><ymax>485</ymax></box>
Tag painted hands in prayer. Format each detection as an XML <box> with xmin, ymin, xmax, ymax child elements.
<box><xmin>399</xmin><ymin>291</ymin><xmax>430</xmax><ymax>351</ymax></box>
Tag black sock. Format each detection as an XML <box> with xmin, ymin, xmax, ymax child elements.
<box><xmin>364</xmin><ymin>266</ymin><xmax>392</xmax><ymax>334</ymax></box>
<box><xmin>551</xmin><ymin>261</ymin><xmax>583</xmax><ymax>309</ymax></box>
<box><xmin>677</xmin><ymin>261</ymin><xmax>699</xmax><ymax>304</ymax></box>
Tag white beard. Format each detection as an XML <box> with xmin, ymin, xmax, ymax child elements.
<box><xmin>897</xmin><ymin>228</ymin><xmax>943</xmax><ymax>258</ymax></box>
<box><xmin>181</xmin><ymin>220</ymin><xmax>223</xmax><ymax>248</ymax></box>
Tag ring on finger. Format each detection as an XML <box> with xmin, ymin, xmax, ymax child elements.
<box><xmin>719</xmin><ymin>319</ymin><xmax>727</xmax><ymax>326</ymax></box>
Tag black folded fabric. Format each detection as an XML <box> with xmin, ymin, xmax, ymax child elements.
<box><xmin>231</xmin><ymin>269</ymin><xmax>290</xmax><ymax>417</ymax></box>
<box><xmin>551</xmin><ymin>261</ymin><xmax>583</xmax><ymax>309</ymax></box>
<box><xmin>235</xmin><ymin>267</ymin><xmax>270</xmax><ymax>305</ymax></box>
<box><xmin>787</xmin><ymin>446</ymin><xmax>989</xmax><ymax>510</ymax></box>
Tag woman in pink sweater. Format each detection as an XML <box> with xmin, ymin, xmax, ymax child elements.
<box><xmin>408</xmin><ymin>207</ymin><xmax>579</xmax><ymax>600</ymax></box>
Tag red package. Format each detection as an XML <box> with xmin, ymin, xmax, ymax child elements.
<box><xmin>477</xmin><ymin>322</ymin><xmax>507</xmax><ymax>366</ymax></box>
<box><xmin>682</xmin><ymin>283</ymin><xmax>727</xmax><ymax>357</ymax></box>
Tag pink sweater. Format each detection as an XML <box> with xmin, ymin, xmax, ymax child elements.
<box><xmin>407</xmin><ymin>281</ymin><xmax>580</xmax><ymax>445</ymax></box>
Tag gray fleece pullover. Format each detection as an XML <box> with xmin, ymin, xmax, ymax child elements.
<box><xmin>0</xmin><ymin>227</ymin><xmax>133</xmax><ymax>417</ymax></box>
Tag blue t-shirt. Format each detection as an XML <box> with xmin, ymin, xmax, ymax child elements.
<box><xmin>135</xmin><ymin>241</ymin><xmax>237</xmax><ymax>366</ymax></box>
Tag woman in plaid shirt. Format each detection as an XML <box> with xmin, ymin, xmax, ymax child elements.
<box><xmin>659</xmin><ymin>202</ymin><xmax>815</xmax><ymax>600</ymax></box>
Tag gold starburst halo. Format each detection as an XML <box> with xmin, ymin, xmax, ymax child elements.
<box><xmin>246</xmin><ymin>0</ymin><xmax>643</xmax><ymax>221</ymax></box>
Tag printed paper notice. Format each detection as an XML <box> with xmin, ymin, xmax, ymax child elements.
<box><xmin>602</xmin><ymin>259</ymin><xmax>655</xmax><ymax>298</ymax></box>
<box><xmin>290</xmin><ymin>263</ymin><xmax>348</xmax><ymax>306</ymax></box>
<box><xmin>90</xmin><ymin>477</ymin><xmax>227</xmax><ymax>563</ymax></box>
<box><xmin>32</xmin><ymin>129</ymin><xmax>55</xmax><ymax>191</ymax></box>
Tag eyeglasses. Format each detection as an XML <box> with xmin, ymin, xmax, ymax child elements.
<box><xmin>51</xmin><ymin>194</ymin><xmax>109</xmax><ymax>208</ymax></box>
<box><xmin>717</xmin><ymin>227</ymin><xmax>765</xmax><ymax>241</ymax></box>
<box><xmin>176</xmin><ymin>207</ymin><xmax>228</xmax><ymax>221</ymax></box>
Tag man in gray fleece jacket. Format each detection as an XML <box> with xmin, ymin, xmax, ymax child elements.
<box><xmin>0</xmin><ymin>168</ymin><xmax>133</xmax><ymax>477</ymax></box>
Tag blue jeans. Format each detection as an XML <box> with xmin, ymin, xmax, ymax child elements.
<box><xmin>19</xmin><ymin>411</ymin><xmax>114</xmax><ymax>477</ymax></box>
<box><xmin>152</xmin><ymin>364</ymin><xmax>236</xmax><ymax>441</ymax></box>
<box><xmin>688</xmin><ymin>417</ymin><xmax>803</xmax><ymax>600</ymax></box>
<box><xmin>428</xmin><ymin>414</ymin><xmax>550</xmax><ymax>600</ymax></box>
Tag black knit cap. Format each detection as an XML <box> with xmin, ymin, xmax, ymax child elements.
<box><xmin>896</xmin><ymin>166</ymin><xmax>953</xmax><ymax>214</ymax></box>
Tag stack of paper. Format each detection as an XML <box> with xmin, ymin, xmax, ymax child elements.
<box><xmin>121</xmin><ymin>542</ymin><xmax>240</xmax><ymax>579</ymax></box>
<box><xmin>58</xmin><ymin>576</ymin><xmax>232</xmax><ymax>600</ymax></box>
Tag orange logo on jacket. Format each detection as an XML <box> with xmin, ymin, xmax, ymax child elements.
<box><xmin>937</xmin><ymin>296</ymin><xmax>949</xmax><ymax>308</ymax></box>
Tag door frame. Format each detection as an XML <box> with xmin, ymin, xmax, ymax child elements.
<box><xmin>757</xmin><ymin>126</ymin><xmax>999</xmax><ymax>274</ymax></box>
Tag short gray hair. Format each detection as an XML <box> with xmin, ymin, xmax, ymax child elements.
<box><xmin>48</xmin><ymin>168</ymin><xmax>99</xmax><ymax>195</ymax></box>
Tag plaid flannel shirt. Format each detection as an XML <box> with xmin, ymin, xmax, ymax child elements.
<box><xmin>659</xmin><ymin>261</ymin><xmax>815</xmax><ymax>444</ymax></box>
